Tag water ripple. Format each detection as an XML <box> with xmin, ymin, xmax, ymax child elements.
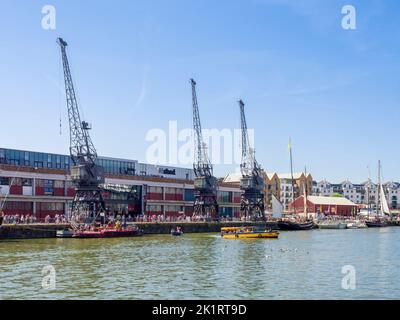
<box><xmin>1</xmin><ymin>229</ymin><xmax>400</xmax><ymax>299</ymax></box>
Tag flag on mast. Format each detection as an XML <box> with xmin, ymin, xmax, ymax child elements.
<box><xmin>288</xmin><ymin>137</ymin><xmax>292</xmax><ymax>151</ymax></box>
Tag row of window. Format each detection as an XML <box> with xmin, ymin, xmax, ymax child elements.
<box><xmin>37</xmin><ymin>202</ymin><xmax>64</xmax><ymax>211</ymax></box>
<box><xmin>218</xmin><ymin>191</ymin><xmax>231</xmax><ymax>203</ymax></box>
<box><xmin>1</xmin><ymin>201</ymin><xmax>33</xmax><ymax>210</ymax></box>
<box><xmin>0</xmin><ymin>177</ymin><xmax>66</xmax><ymax>188</ymax></box>
<box><xmin>164</xmin><ymin>187</ymin><xmax>184</xmax><ymax>195</ymax></box>
<box><xmin>0</xmin><ymin>148</ymin><xmax>137</xmax><ymax>175</ymax></box>
<box><xmin>145</xmin><ymin>205</ymin><xmax>186</xmax><ymax>212</ymax></box>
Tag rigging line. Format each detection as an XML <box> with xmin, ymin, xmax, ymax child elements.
<box><xmin>0</xmin><ymin>177</ymin><xmax>16</xmax><ymax>211</ymax></box>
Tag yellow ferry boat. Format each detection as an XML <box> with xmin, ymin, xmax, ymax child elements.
<box><xmin>221</xmin><ymin>226</ymin><xmax>279</xmax><ymax>239</ymax></box>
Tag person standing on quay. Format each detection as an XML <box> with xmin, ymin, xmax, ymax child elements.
<box><xmin>0</xmin><ymin>210</ymin><xmax>4</xmax><ymax>226</ymax></box>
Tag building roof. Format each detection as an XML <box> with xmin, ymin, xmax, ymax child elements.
<box><xmin>307</xmin><ymin>195</ymin><xmax>356</xmax><ymax>206</ymax></box>
<box><xmin>223</xmin><ymin>172</ymin><xmax>242</xmax><ymax>183</ymax></box>
<box><xmin>277</xmin><ymin>172</ymin><xmax>310</xmax><ymax>180</ymax></box>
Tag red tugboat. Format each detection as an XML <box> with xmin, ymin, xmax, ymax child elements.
<box><xmin>57</xmin><ymin>221</ymin><xmax>143</xmax><ymax>238</ymax></box>
<box><xmin>57</xmin><ymin>220</ymin><xmax>143</xmax><ymax>238</ymax></box>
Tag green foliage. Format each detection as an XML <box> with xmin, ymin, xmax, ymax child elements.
<box><xmin>332</xmin><ymin>193</ymin><xmax>344</xmax><ymax>198</ymax></box>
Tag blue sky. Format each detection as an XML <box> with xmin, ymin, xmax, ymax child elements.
<box><xmin>0</xmin><ymin>0</ymin><xmax>399</xmax><ymax>182</ymax></box>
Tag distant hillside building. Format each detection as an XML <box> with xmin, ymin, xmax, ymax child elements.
<box><xmin>313</xmin><ymin>179</ymin><xmax>400</xmax><ymax>210</ymax></box>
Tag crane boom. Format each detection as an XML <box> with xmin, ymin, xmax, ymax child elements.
<box><xmin>239</xmin><ymin>100</ymin><xmax>261</xmax><ymax>177</ymax></box>
<box><xmin>191</xmin><ymin>79</ymin><xmax>212</xmax><ymax>178</ymax></box>
<box><xmin>58</xmin><ymin>38</ymin><xmax>97</xmax><ymax>166</ymax></box>
<box><xmin>57</xmin><ymin>38</ymin><xmax>104</xmax><ymax>187</ymax></box>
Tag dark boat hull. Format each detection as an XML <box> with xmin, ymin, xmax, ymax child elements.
<box><xmin>277</xmin><ymin>221</ymin><xmax>315</xmax><ymax>231</ymax></box>
<box><xmin>387</xmin><ymin>220</ymin><xmax>400</xmax><ymax>227</ymax></box>
<box><xmin>171</xmin><ymin>231</ymin><xmax>183</xmax><ymax>236</ymax></box>
<box><xmin>365</xmin><ymin>221</ymin><xmax>389</xmax><ymax>228</ymax></box>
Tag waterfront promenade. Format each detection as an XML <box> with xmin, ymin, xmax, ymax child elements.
<box><xmin>0</xmin><ymin>221</ymin><xmax>271</xmax><ymax>239</ymax></box>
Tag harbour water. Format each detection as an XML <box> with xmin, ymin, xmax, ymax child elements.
<box><xmin>1</xmin><ymin>227</ymin><xmax>400</xmax><ymax>300</ymax></box>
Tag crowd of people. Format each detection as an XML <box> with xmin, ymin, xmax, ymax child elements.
<box><xmin>0</xmin><ymin>212</ymin><xmax>68</xmax><ymax>225</ymax></box>
<box><xmin>131</xmin><ymin>214</ymin><xmax>244</xmax><ymax>223</ymax></box>
<box><xmin>0</xmin><ymin>210</ymin><xmax>256</xmax><ymax>226</ymax></box>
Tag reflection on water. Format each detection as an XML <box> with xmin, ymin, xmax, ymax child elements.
<box><xmin>1</xmin><ymin>228</ymin><xmax>400</xmax><ymax>299</ymax></box>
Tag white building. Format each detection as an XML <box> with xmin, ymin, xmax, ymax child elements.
<box><xmin>312</xmin><ymin>179</ymin><xmax>400</xmax><ymax>210</ymax></box>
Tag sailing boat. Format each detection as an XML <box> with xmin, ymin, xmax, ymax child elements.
<box><xmin>277</xmin><ymin>139</ymin><xmax>314</xmax><ymax>231</ymax></box>
<box><xmin>272</xmin><ymin>194</ymin><xmax>284</xmax><ymax>219</ymax></box>
<box><xmin>366</xmin><ymin>161</ymin><xmax>390</xmax><ymax>228</ymax></box>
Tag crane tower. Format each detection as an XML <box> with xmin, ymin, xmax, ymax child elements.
<box><xmin>190</xmin><ymin>79</ymin><xmax>218</xmax><ymax>218</ymax></box>
<box><xmin>57</xmin><ymin>38</ymin><xmax>105</xmax><ymax>221</ymax></box>
<box><xmin>238</xmin><ymin>99</ymin><xmax>265</xmax><ymax>220</ymax></box>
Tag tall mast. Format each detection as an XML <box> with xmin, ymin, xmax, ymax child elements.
<box><xmin>367</xmin><ymin>166</ymin><xmax>371</xmax><ymax>217</ymax></box>
<box><xmin>304</xmin><ymin>165</ymin><xmax>308</xmax><ymax>218</ymax></box>
<box><xmin>289</xmin><ymin>138</ymin><xmax>296</xmax><ymax>214</ymax></box>
<box><xmin>376</xmin><ymin>160</ymin><xmax>381</xmax><ymax>215</ymax></box>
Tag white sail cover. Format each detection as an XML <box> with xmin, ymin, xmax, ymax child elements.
<box><xmin>380</xmin><ymin>184</ymin><xmax>390</xmax><ymax>215</ymax></box>
<box><xmin>272</xmin><ymin>194</ymin><xmax>284</xmax><ymax>218</ymax></box>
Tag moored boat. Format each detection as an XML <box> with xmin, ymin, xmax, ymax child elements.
<box><xmin>277</xmin><ymin>220</ymin><xmax>315</xmax><ymax>231</ymax></box>
<box><xmin>317</xmin><ymin>221</ymin><xmax>347</xmax><ymax>229</ymax></box>
<box><xmin>56</xmin><ymin>229</ymin><xmax>75</xmax><ymax>238</ymax></box>
<box><xmin>365</xmin><ymin>161</ymin><xmax>391</xmax><ymax>228</ymax></box>
<box><xmin>365</xmin><ymin>220</ymin><xmax>389</xmax><ymax>228</ymax></box>
<box><xmin>346</xmin><ymin>220</ymin><xmax>367</xmax><ymax>229</ymax></box>
<box><xmin>386</xmin><ymin>219</ymin><xmax>400</xmax><ymax>227</ymax></box>
<box><xmin>71</xmin><ymin>225</ymin><xmax>143</xmax><ymax>238</ymax></box>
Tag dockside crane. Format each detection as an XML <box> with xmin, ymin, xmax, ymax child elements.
<box><xmin>238</xmin><ymin>99</ymin><xmax>265</xmax><ymax>220</ymax></box>
<box><xmin>190</xmin><ymin>79</ymin><xmax>218</xmax><ymax>218</ymax></box>
<box><xmin>57</xmin><ymin>38</ymin><xmax>105</xmax><ymax>221</ymax></box>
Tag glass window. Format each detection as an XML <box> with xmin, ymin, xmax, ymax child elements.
<box><xmin>0</xmin><ymin>177</ymin><xmax>9</xmax><ymax>185</ymax></box>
